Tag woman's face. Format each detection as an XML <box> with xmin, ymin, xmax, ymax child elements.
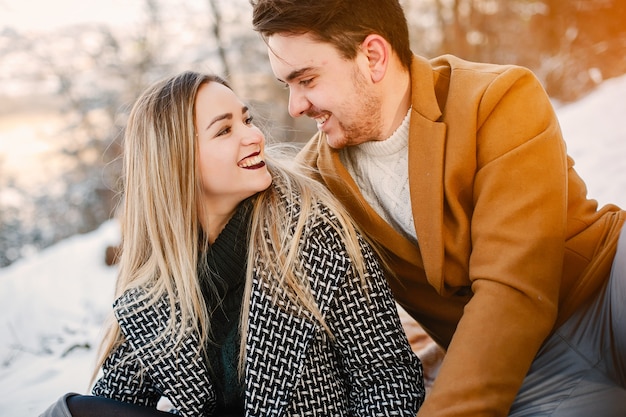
<box><xmin>194</xmin><ymin>81</ymin><xmax>272</xmax><ymax>215</ymax></box>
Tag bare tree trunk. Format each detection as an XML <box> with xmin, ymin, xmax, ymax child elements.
<box><xmin>207</xmin><ymin>0</ymin><xmax>231</xmax><ymax>78</ymax></box>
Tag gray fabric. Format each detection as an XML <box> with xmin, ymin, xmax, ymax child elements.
<box><xmin>39</xmin><ymin>393</ymin><xmax>78</xmax><ymax>417</ymax></box>
<box><xmin>509</xmin><ymin>225</ymin><xmax>626</xmax><ymax>416</ymax></box>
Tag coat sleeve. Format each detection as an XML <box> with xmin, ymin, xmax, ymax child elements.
<box><xmin>91</xmin><ymin>335</ymin><xmax>163</xmax><ymax>408</ymax></box>
<box><xmin>418</xmin><ymin>65</ymin><xmax>566</xmax><ymax>417</ymax></box>
<box><xmin>91</xmin><ymin>292</ymin><xmax>216</xmax><ymax>417</ymax></box>
<box><xmin>310</xmin><ymin>210</ymin><xmax>425</xmax><ymax>416</ymax></box>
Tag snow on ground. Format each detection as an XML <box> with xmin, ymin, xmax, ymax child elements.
<box><xmin>1</xmin><ymin>74</ymin><xmax>625</xmax><ymax>416</ymax></box>
<box><xmin>0</xmin><ymin>221</ymin><xmax>120</xmax><ymax>416</ymax></box>
<box><xmin>557</xmin><ymin>75</ymin><xmax>626</xmax><ymax>209</ymax></box>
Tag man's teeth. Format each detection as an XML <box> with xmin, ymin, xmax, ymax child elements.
<box><xmin>314</xmin><ymin>114</ymin><xmax>329</xmax><ymax>125</ymax></box>
<box><xmin>239</xmin><ymin>155</ymin><xmax>264</xmax><ymax>168</ymax></box>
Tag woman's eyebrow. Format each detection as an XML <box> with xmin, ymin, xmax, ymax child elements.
<box><xmin>205</xmin><ymin>106</ymin><xmax>249</xmax><ymax>130</ymax></box>
<box><xmin>206</xmin><ymin>112</ymin><xmax>232</xmax><ymax>131</ymax></box>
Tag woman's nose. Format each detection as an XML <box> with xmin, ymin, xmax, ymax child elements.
<box><xmin>242</xmin><ymin>126</ymin><xmax>264</xmax><ymax>145</ymax></box>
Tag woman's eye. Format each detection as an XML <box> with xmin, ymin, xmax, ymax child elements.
<box><xmin>216</xmin><ymin>127</ymin><xmax>231</xmax><ymax>136</ymax></box>
<box><xmin>245</xmin><ymin>116</ymin><xmax>254</xmax><ymax>125</ymax></box>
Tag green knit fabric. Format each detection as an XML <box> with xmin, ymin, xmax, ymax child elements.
<box><xmin>198</xmin><ymin>199</ymin><xmax>252</xmax><ymax>415</ymax></box>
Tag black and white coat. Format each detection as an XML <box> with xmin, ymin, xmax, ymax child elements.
<box><xmin>92</xmin><ymin>191</ymin><xmax>425</xmax><ymax>417</ymax></box>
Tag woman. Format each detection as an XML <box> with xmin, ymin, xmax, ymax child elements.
<box><xmin>40</xmin><ymin>71</ymin><xmax>424</xmax><ymax>416</ymax></box>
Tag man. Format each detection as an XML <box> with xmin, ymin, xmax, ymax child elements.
<box><xmin>250</xmin><ymin>0</ymin><xmax>626</xmax><ymax>416</ymax></box>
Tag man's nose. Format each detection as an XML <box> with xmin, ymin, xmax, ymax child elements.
<box><xmin>287</xmin><ymin>90</ymin><xmax>310</xmax><ymax>118</ymax></box>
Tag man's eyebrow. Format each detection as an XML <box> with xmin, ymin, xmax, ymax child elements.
<box><xmin>280</xmin><ymin>67</ymin><xmax>315</xmax><ymax>83</ymax></box>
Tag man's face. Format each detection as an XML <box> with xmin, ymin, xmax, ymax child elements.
<box><xmin>267</xmin><ymin>32</ymin><xmax>383</xmax><ymax>149</ymax></box>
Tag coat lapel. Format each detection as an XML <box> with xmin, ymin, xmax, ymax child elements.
<box><xmin>244</xmin><ymin>274</ymin><xmax>319</xmax><ymax>417</ymax></box>
<box><xmin>244</xmin><ymin>182</ymin><xmax>349</xmax><ymax>416</ymax></box>
<box><xmin>407</xmin><ymin>56</ymin><xmax>447</xmax><ymax>292</ymax></box>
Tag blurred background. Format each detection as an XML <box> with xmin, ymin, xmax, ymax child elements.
<box><xmin>1</xmin><ymin>0</ymin><xmax>625</xmax><ymax>268</ymax></box>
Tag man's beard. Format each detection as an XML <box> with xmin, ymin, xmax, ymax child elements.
<box><xmin>334</xmin><ymin>67</ymin><xmax>383</xmax><ymax>148</ymax></box>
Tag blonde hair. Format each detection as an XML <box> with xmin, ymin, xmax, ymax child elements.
<box><xmin>92</xmin><ymin>71</ymin><xmax>375</xmax><ymax>384</ymax></box>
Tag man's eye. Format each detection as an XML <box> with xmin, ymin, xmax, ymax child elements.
<box><xmin>300</xmin><ymin>78</ymin><xmax>313</xmax><ymax>86</ymax></box>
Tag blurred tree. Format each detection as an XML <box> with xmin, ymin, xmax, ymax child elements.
<box><xmin>0</xmin><ymin>0</ymin><xmax>186</xmax><ymax>266</ymax></box>
<box><xmin>404</xmin><ymin>0</ymin><xmax>626</xmax><ymax>102</ymax></box>
<box><xmin>207</xmin><ymin>0</ymin><xmax>231</xmax><ymax>77</ymax></box>
<box><xmin>534</xmin><ymin>0</ymin><xmax>626</xmax><ymax>101</ymax></box>
<box><xmin>0</xmin><ymin>173</ymin><xmax>32</xmax><ymax>267</ymax></box>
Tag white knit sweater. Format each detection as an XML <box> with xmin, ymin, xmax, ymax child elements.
<box><xmin>339</xmin><ymin>108</ymin><xmax>417</xmax><ymax>245</ymax></box>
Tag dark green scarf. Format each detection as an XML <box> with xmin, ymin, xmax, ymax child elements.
<box><xmin>198</xmin><ymin>200</ymin><xmax>252</xmax><ymax>415</ymax></box>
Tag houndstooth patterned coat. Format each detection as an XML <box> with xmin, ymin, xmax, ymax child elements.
<box><xmin>92</xmin><ymin>192</ymin><xmax>424</xmax><ymax>416</ymax></box>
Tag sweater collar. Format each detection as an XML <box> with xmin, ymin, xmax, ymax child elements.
<box><xmin>350</xmin><ymin>106</ymin><xmax>412</xmax><ymax>156</ymax></box>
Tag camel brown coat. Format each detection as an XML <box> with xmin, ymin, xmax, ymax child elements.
<box><xmin>297</xmin><ymin>54</ymin><xmax>626</xmax><ymax>417</ymax></box>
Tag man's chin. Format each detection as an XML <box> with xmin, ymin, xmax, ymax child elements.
<box><xmin>324</xmin><ymin>132</ymin><xmax>348</xmax><ymax>150</ymax></box>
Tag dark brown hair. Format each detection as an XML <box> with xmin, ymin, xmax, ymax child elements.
<box><xmin>250</xmin><ymin>0</ymin><xmax>412</xmax><ymax>70</ymax></box>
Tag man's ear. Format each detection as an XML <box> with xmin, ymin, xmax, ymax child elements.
<box><xmin>360</xmin><ymin>34</ymin><xmax>389</xmax><ymax>83</ymax></box>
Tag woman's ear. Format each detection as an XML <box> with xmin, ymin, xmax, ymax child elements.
<box><xmin>360</xmin><ymin>34</ymin><xmax>389</xmax><ymax>83</ymax></box>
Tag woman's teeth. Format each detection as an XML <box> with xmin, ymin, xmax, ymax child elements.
<box><xmin>239</xmin><ymin>154</ymin><xmax>264</xmax><ymax>168</ymax></box>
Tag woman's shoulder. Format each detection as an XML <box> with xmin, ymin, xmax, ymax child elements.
<box><xmin>112</xmin><ymin>286</ymin><xmax>173</xmax><ymax>338</ymax></box>
<box><xmin>113</xmin><ymin>285</ymin><xmax>152</xmax><ymax>313</ymax></box>
<box><xmin>271</xmin><ymin>167</ymin><xmax>336</xmax><ymax>215</ymax></box>
<box><xmin>267</xmin><ymin>160</ymin><xmax>368</xmax><ymax>254</ymax></box>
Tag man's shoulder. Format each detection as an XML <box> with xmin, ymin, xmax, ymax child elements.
<box><xmin>427</xmin><ymin>54</ymin><xmax>518</xmax><ymax>76</ymax></box>
<box><xmin>415</xmin><ymin>53</ymin><xmax>535</xmax><ymax>89</ymax></box>
<box><xmin>411</xmin><ymin>54</ymin><xmax>543</xmax><ymax>116</ymax></box>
